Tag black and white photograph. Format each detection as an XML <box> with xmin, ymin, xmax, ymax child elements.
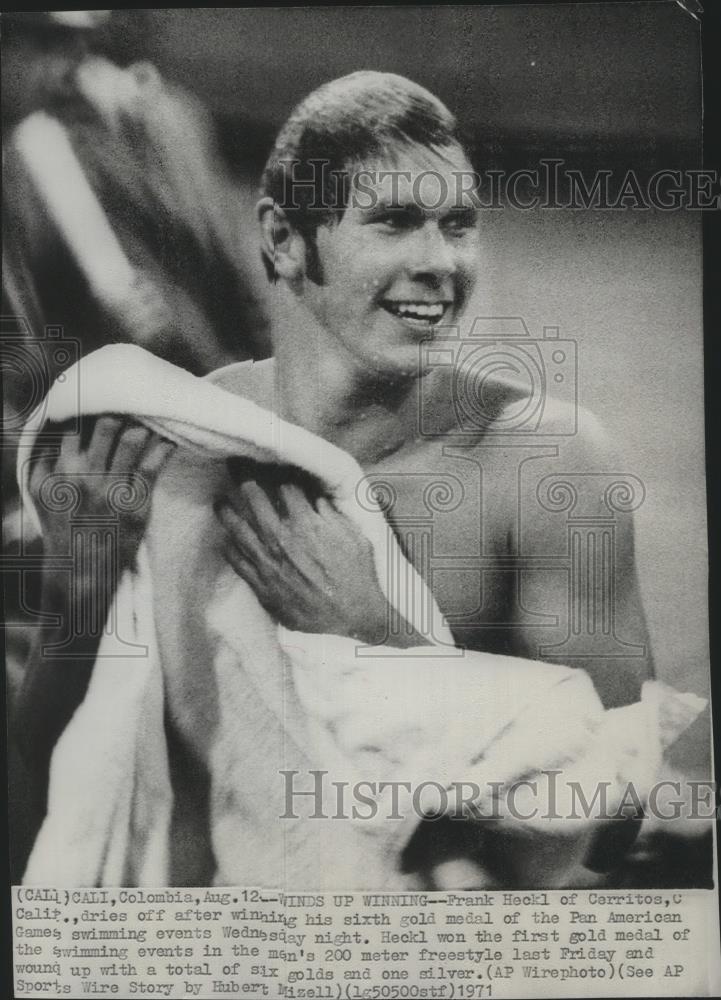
<box><xmin>2</xmin><ymin>5</ymin><xmax>719</xmax><ymax>998</ymax></box>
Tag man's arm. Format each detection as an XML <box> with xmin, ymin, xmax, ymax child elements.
<box><xmin>493</xmin><ymin>406</ymin><xmax>653</xmax><ymax>708</ymax></box>
<box><xmin>519</xmin><ymin>502</ymin><xmax>654</xmax><ymax>708</ymax></box>
<box><xmin>14</xmin><ymin>418</ymin><xmax>174</xmax><ymax>796</ymax></box>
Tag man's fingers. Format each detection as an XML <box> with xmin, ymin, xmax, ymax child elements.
<box><xmin>83</xmin><ymin>416</ymin><xmax>127</xmax><ymax>471</ymax></box>
<box><xmin>224</xmin><ymin>542</ymin><xmax>267</xmax><ymax>597</ymax></box>
<box><xmin>315</xmin><ymin>495</ymin><xmax>340</xmax><ymax>520</ymax></box>
<box><xmin>107</xmin><ymin>423</ymin><xmax>153</xmax><ymax>477</ymax></box>
<box><xmin>233</xmin><ymin>479</ymin><xmax>283</xmax><ymax>540</ymax></box>
<box><xmin>215</xmin><ymin>499</ymin><xmax>267</xmax><ymax>563</ymax></box>
<box><xmin>80</xmin><ymin>414</ymin><xmax>121</xmax><ymax>456</ymax></box>
<box><xmin>42</xmin><ymin>419</ymin><xmax>82</xmax><ymax>463</ymax></box>
<box><xmin>138</xmin><ymin>438</ymin><xmax>176</xmax><ymax>480</ymax></box>
<box><xmin>281</xmin><ymin>481</ymin><xmax>321</xmax><ymax>524</ymax></box>
<box><xmin>27</xmin><ymin>423</ymin><xmax>77</xmax><ymax>494</ymax></box>
<box><xmin>27</xmin><ymin>434</ymin><xmax>57</xmax><ymax>472</ymax></box>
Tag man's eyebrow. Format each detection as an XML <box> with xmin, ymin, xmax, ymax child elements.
<box><xmin>360</xmin><ymin>198</ymin><xmax>424</xmax><ymax>217</ymax></box>
<box><xmin>442</xmin><ymin>205</ymin><xmax>479</xmax><ymax>221</ymax></box>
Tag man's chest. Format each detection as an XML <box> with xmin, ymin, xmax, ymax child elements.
<box><xmin>360</xmin><ymin>440</ymin><xmax>523</xmax><ymax>637</ymax></box>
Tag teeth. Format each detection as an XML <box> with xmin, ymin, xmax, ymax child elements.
<box><xmin>388</xmin><ymin>302</ymin><xmax>446</xmax><ymax>320</ymax></box>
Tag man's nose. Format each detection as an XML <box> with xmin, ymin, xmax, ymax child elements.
<box><xmin>407</xmin><ymin>223</ymin><xmax>456</xmax><ymax>283</ymax></box>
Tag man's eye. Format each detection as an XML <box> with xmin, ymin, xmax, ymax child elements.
<box><xmin>373</xmin><ymin>210</ymin><xmax>415</xmax><ymax>230</ymax></box>
<box><xmin>442</xmin><ymin>211</ymin><xmax>477</xmax><ymax>233</ymax></box>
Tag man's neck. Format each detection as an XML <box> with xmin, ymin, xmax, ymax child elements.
<box><xmin>271</xmin><ymin>307</ymin><xmax>427</xmax><ymax>466</ymax></box>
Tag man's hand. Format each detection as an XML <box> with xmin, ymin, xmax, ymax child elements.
<box><xmin>28</xmin><ymin>416</ymin><xmax>175</xmax><ymax>572</ymax></box>
<box><xmin>215</xmin><ymin>470</ymin><xmax>430</xmax><ymax>647</ymax></box>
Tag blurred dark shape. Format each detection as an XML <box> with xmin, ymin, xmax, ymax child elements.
<box><xmin>2</xmin><ymin>10</ymin><xmax>269</xmax><ymax>381</ymax></box>
<box><xmin>2</xmin><ymin>12</ymin><xmax>270</xmax><ymax>875</ymax></box>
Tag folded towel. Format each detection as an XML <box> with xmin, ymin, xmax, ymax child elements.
<box><xmin>19</xmin><ymin>345</ymin><xmax>705</xmax><ymax>888</ymax></box>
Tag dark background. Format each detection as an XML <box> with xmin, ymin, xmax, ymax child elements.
<box><xmin>124</xmin><ymin>5</ymin><xmax>700</xmax><ymax>173</ymax></box>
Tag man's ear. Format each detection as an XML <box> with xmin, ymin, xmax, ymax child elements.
<box><xmin>256</xmin><ymin>197</ymin><xmax>306</xmax><ymax>283</ymax></box>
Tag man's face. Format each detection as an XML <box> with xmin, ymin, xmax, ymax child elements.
<box><xmin>301</xmin><ymin>142</ymin><xmax>481</xmax><ymax>376</ymax></box>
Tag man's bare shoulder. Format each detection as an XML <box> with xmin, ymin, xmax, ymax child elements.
<box><xmin>534</xmin><ymin>395</ymin><xmax>617</xmax><ymax>468</ymax></box>
<box><xmin>421</xmin><ymin>371</ymin><xmax>616</xmax><ymax>467</ymax></box>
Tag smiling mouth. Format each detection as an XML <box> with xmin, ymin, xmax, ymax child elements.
<box><xmin>382</xmin><ymin>300</ymin><xmax>451</xmax><ymax>326</ymax></box>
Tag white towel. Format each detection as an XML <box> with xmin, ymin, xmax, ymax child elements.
<box><xmin>20</xmin><ymin>345</ymin><xmax>705</xmax><ymax>888</ymax></box>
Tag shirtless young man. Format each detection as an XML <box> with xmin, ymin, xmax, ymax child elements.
<box><xmin>213</xmin><ymin>71</ymin><xmax>652</xmax><ymax>706</ymax></box>
<box><xmin>19</xmin><ymin>72</ymin><xmax>652</xmax><ymax>882</ymax></box>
